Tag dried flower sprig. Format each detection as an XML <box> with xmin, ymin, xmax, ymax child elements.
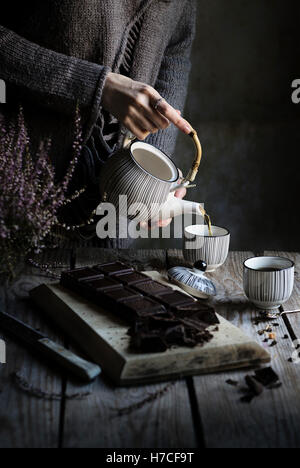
<box><xmin>0</xmin><ymin>108</ymin><xmax>83</xmax><ymax>281</ymax></box>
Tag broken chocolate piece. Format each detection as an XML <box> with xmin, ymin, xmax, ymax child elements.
<box><xmin>133</xmin><ymin>281</ymin><xmax>172</xmax><ymax>298</ymax></box>
<box><xmin>245</xmin><ymin>375</ymin><xmax>264</xmax><ymax>396</ymax></box>
<box><xmin>254</xmin><ymin>367</ymin><xmax>279</xmax><ymax>387</ymax></box>
<box><xmin>94</xmin><ymin>262</ymin><xmax>134</xmax><ymax>276</ymax></box>
<box><xmin>226</xmin><ymin>379</ymin><xmax>238</xmax><ymax>387</ymax></box>
<box><xmin>164</xmin><ymin>325</ymin><xmax>186</xmax><ymax>345</ymax></box>
<box><xmin>174</xmin><ymin>303</ymin><xmax>220</xmax><ymax>328</ymax></box>
<box><xmin>130</xmin><ymin>332</ymin><xmax>168</xmax><ymax>353</ymax></box>
<box><xmin>116</xmin><ymin>271</ymin><xmax>152</xmax><ymax>286</ymax></box>
<box><xmin>270</xmin><ymin>340</ymin><xmax>277</xmax><ymax>347</ymax></box>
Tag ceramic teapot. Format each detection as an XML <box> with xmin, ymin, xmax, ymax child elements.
<box><xmin>99</xmin><ymin>130</ymin><xmax>203</xmax><ymax>223</ymax></box>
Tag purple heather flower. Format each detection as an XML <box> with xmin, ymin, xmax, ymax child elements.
<box><xmin>0</xmin><ymin>108</ymin><xmax>83</xmax><ymax>280</ymax></box>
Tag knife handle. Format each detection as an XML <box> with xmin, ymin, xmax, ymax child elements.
<box><xmin>38</xmin><ymin>338</ymin><xmax>101</xmax><ymax>382</ymax></box>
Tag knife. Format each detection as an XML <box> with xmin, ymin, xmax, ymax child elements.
<box><xmin>0</xmin><ymin>309</ymin><xmax>101</xmax><ymax>382</ymax></box>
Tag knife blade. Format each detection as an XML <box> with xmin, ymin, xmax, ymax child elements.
<box><xmin>0</xmin><ymin>309</ymin><xmax>101</xmax><ymax>382</ymax></box>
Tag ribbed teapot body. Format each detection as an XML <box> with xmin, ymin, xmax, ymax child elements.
<box><xmin>99</xmin><ymin>147</ymin><xmax>176</xmax><ymax>222</ymax></box>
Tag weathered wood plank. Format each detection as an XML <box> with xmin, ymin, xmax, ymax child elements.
<box><xmin>62</xmin><ymin>249</ymin><xmax>197</xmax><ymax>448</ymax></box>
<box><xmin>167</xmin><ymin>250</ymin><xmax>300</xmax><ymax>448</ymax></box>
<box><xmin>0</xmin><ymin>249</ymin><xmax>71</xmax><ymax>448</ymax></box>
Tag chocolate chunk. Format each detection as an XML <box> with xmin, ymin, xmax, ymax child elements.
<box><xmin>156</xmin><ymin>291</ymin><xmax>195</xmax><ymax>308</ymax></box>
<box><xmin>245</xmin><ymin>375</ymin><xmax>264</xmax><ymax>396</ymax></box>
<box><xmin>164</xmin><ymin>325</ymin><xmax>186</xmax><ymax>345</ymax></box>
<box><xmin>133</xmin><ymin>281</ymin><xmax>172</xmax><ymax>298</ymax></box>
<box><xmin>130</xmin><ymin>332</ymin><xmax>168</xmax><ymax>353</ymax></box>
<box><xmin>254</xmin><ymin>367</ymin><xmax>279</xmax><ymax>387</ymax></box>
<box><xmin>174</xmin><ymin>303</ymin><xmax>220</xmax><ymax>328</ymax></box>
<box><xmin>116</xmin><ymin>271</ymin><xmax>152</xmax><ymax>286</ymax></box>
<box><xmin>83</xmin><ymin>277</ymin><xmax>122</xmax><ymax>292</ymax></box>
<box><xmin>94</xmin><ymin>262</ymin><xmax>134</xmax><ymax>276</ymax></box>
<box><xmin>226</xmin><ymin>379</ymin><xmax>238</xmax><ymax>387</ymax></box>
<box><xmin>104</xmin><ymin>288</ymin><xmax>142</xmax><ymax>303</ymax></box>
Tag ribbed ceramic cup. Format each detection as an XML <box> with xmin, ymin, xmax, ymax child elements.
<box><xmin>243</xmin><ymin>256</ymin><xmax>294</xmax><ymax>310</ymax></box>
<box><xmin>183</xmin><ymin>225</ymin><xmax>230</xmax><ymax>272</ymax></box>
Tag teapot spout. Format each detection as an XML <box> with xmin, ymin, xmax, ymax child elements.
<box><xmin>153</xmin><ymin>194</ymin><xmax>204</xmax><ymax>222</ymax></box>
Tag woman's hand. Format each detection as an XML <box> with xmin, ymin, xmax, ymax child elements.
<box><xmin>102</xmin><ymin>73</ymin><xmax>192</xmax><ymax>140</ymax></box>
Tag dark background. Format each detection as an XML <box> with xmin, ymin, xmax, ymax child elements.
<box><xmin>138</xmin><ymin>0</ymin><xmax>300</xmax><ymax>251</ymax></box>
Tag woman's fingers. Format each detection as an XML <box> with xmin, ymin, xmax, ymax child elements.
<box><xmin>124</xmin><ymin>119</ymin><xmax>151</xmax><ymax>140</ymax></box>
<box><xmin>141</xmin><ymin>104</ymin><xmax>170</xmax><ymax>131</ymax></box>
<box><xmin>130</xmin><ymin>107</ymin><xmax>158</xmax><ymax>134</ymax></box>
<box><xmin>156</xmin><ymin>100</ymin><xmax>192</xmax><ymax>134</ymax></box>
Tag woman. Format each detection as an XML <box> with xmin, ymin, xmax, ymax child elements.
<box><xmin>0</xmin><ymin>0</ymin><xmax>197</xmax><ymax>246</ymax></box>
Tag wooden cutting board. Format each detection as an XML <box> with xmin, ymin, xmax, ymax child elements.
<box><xmin>30</xmin><ymin>272</ymin><xmax>270</xmax><ymax>386</ymax></box>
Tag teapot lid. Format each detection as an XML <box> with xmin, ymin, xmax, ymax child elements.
<box><xmin>168</xmin><ymin>261</ymin><xmax>217</xmax><ymax>299</ymax></box>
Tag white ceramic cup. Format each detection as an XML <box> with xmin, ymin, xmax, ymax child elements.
<box><xmin>183</xmin><ymin>225</ymin><xmax>230</xmax><ymax>272</ymax></box>
<box><xmin>243</xmin><ymin>256</ymin><xmax>295</xmax><ymax>310</ymax></box>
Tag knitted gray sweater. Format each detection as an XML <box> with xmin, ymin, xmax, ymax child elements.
<box><xmin>0</xmin><ymin>0</ymin><xmax>196</xmax><ymax>235</ymax></box>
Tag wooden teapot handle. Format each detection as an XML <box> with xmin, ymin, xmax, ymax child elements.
<box><xmin>182</xmin><ymin>128</ymin><xmax>202</xmax><ymax>184</ymax></box>
<box><xmin>123</xmin><ymin>127</ymin><xmax>202</xmax><ymax>184</ymax></box>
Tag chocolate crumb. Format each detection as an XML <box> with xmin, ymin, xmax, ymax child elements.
<box><xmin>245</xmin><ymin>375</ymin><xmax>264</xmax><ymax>396</ymax></box>
<box><xmin>283</xmin><ymin>335</ymin><xmax>289</xmax><ymax>340</ymax></box>
<box><xmin>226</xmin><ymin>379</ymin><xmax>238</xmax><ymax>387</ymax></box>
<box><xmin>270</xmin><ymin>340</ymin><xmax>277</xmax><ymax>347</ymax></box>
<box><xmin>254</xmin><ymin>367</ymin><xmax>279</xmax><ymax>387</ymax></box>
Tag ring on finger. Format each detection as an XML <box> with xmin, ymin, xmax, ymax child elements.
<box><xmin>153</xmin><ymin>97</ymin><xmax>164</xmax><ymax>111</ymax></box>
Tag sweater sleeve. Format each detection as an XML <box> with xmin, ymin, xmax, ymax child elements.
<box><xmin>0</xmin><ymin>24</ymin><xmax>111</xmax><ymax>139</ymax></box>
<box><xmin>146</xmin><ymin>0</ymin><xmax>197</xmax><ymax>157</ymax></box>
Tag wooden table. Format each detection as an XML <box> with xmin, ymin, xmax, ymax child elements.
<box><xmin>0</xmin><ymin>248</ymin><xmax>299</xmax><ymax>449</ymax></box>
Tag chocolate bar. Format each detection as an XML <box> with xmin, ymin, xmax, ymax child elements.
<box><xmin>133</xmin><ymin>280</ymin><xmax>172</xmax><ymax>298</ymax></box>
<box><xmin>122</xmin><ymin>297</ymin><xmax>166</xmax><ymax>320</ymax></box>
<box><xmin>156</xmin><ymin>291</ymin><xmax>196</xmax><ymax>308</ymax></box>
<box><xmin>115</xmin><ymin>271</ymin><xmax>152</xmax><ymax>286</ymax></box>
<box><xmin>104</xmin><ymin>288</ymin><xmax>142</xmax><ymax>303</ymax></box>
<box><xmin>82</xmin><ymin>277</ymin><xmax>122</xmax><ymax>292</ymax></box>
<box><xmin>61</xmin><ymin>261</ymin><xmax>219</xmax><ymax>353</ymax></box>
<box><xmin>94</xmin><ymin>262</ymin><xmax>134</xmax><ymax>276</ymax></box>
<box><xmin>61</xmin><ymin>268</ymin><xmax>104</xmax><ymax>295</ymax></box>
